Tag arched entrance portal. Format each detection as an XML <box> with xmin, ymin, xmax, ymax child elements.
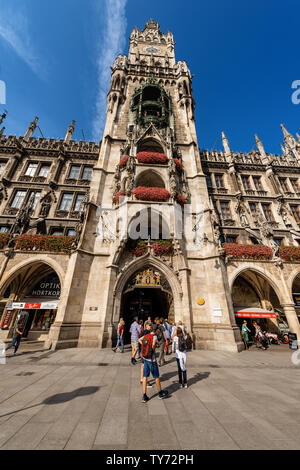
<box><xmin>0</xmin><ymin>262</ymin><xmax>61</xmax><ymax>342</ymax></box>
<box><xmin>232</xmin><ymin>270</ymin><xmax>281</xmax><ymax>342</ymax></box>
<box><xmin>121</xmin><ymin>267</ymin><xmax>173</xmax><ymax>343</ymax></box>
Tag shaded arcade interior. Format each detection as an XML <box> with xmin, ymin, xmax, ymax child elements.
<box><xmin>120</xmin><ymin>267</ymin><xmax>173</xmax><ymax>343</ymax></box>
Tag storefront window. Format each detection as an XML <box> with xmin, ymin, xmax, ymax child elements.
<box><xmin>32</xmin><ymin>310</ymin><xmax>56</xmax><ymax>330</ymax></box>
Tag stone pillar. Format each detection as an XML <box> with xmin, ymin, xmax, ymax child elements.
<box><xmin>282</xmin><ymin>303</ymin><xmax>300</xmax><ymax>338</ymax></box>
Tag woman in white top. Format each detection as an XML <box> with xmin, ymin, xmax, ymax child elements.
<box><xmin>172</xmin><ymin>326</ymin><xmax>187</xmax><ymax>388</ymax></box>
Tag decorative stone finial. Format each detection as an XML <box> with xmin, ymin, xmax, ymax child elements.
<box><xmin>24</xmin><ymin>116</ymin><xmax>39</xmax><ymax>141</ymax></box>
<box><xmin>64</xmin><ymin>120</ymin><xmax>75</xmax><ymax>142</ymax></box>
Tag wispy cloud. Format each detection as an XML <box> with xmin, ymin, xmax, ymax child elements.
<box><xmin>0</xmin><ymin>9</ymin><xmax>44</xmax><ymax>78</ymax></box>
<box><xmin>92</xmin><ymin>0</ymin><xmax>127</xmax><ymax>140</ymax></box>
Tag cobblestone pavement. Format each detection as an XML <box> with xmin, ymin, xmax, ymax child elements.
<box><xmin>1</xmin><ymin>344</ymin><xmax>300</xmax><ymax>450</ymax></box>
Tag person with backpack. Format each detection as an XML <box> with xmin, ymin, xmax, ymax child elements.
<box><xmin>172</xmin><ymin>326</ymin><xmax>188</xmax><ymax>388</ymax></box>
<box><xmin>156</xmin><ymin>318</ymin><xmax>167</xmax><ymax>366</ymax></box>
<box><xmin>138</xmin><ymin>321</ymin><xmax>168</xmax><ymax>403</ymax></box>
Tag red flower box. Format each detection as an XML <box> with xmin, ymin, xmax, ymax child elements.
<box><xmin>14</xmin><ymin>235</ymin><xmax>74</xmax><ymax>253</ymax></box>
<box><xmin>133</xmin><ymin>186</ymin><xmax>170</xmax><ymax>202</ymax></box>
<box><xmin>279</xmin><ymin>246</ymin><xmax>300</xmax><ymax>261</ymax></box>
<box><xmin>136</xmin><ymin>152</ymin><xmax>168</xmax><ymax>164</ymax></box>
<box><xmin>114</xmin><ymin>190</ymin><xmax>126</xmax><ymax>204</ymax></box>
<box><xmin>132</xmin><ymin>239</ymin><xmax>173</xmax><ymax>257</ymax></box>
<box><xmin>152</xmin><ymin>240</ymin><xmax>173</xmax><ymax>256</ymax></box>
<box><xmin>223</xmin><ymin>243</ymin><xmax>273</xmax><ymax>260</ymax></box>
<box><xmin>0</xmin><ymin>233</ymin><xmax>10</xmax><ymax>249</ymax></box>
<box><xmin>174</xmin><ymin>158</ymin><xmax>182</xmax><ymax>172</ymax></box>
<box><xmin>118</xmin><ymin>155</ymin><xmax>129</xmax><ymax>167</ymax></box>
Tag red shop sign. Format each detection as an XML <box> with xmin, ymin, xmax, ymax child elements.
<box><xmin>1</xmin><ymin>310</ymin><xmax>13</xmax><ymax>329</ymax></box>
<box><xmin>24</xmin><ymin>303</ymin><xmax>41</xmax><ymax>309</ymax></box>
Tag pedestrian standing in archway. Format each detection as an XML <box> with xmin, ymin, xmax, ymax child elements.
<box><xmin>157</xmin><ymin>318</ymin><xmax>167</xmax><ymax>366</ymax></box>
<box><xmin>241</xmin><ymin>320</ymin><xmax>250</xmax><ymax>350</ymax></box>
<box><xmin>172</xmin><ymin>326</ymin><xmax>188</xmax><ymax>388</ymax></box>
<box><xmin>129</xmin><ymin>316</ymin><xmax>140</xmax><ymax>365</ymax></box>
<box><xmin>5</xmin><ymin>320</ymin><xmax>24</xmax><ymax>356</ymax></box>
<box><xmin>113</xmin><ymin>318</ymin><xmax>125</xmax><ymax>353</ymax></box>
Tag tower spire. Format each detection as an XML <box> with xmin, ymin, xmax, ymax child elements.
<box><xmin>24</xmin><ymin>116</ymin><xmax>39</xmax><ymax>141</ymax></box>
<box><xmin>221</xmin><ymin>131</ymin><xmax>231</xmax><ymax>156</ymax></box>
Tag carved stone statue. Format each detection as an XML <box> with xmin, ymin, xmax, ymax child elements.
<box><xmin>169</xmin><ymin>174</ymin><xmax>177</xmax><ymax>198</ymax></box>
<box><xmin>168</xmin><ymin>157</ymin><xmax>176</xmax><ymax>176</ymax></box>
<box><xmin>235</xmin><ymin>194</ymin><xmax>250</xmax><ymax>227</ymax></box>
<box><xmin>125</xmin><ymin>173</ymin><xmax>134</xmax><ymax>196</ymax></box>
<box><xmin>95</xmin><ymin>204</ymin><xmax>116</xmax><ymax>243</ymax></box>
<box><xmin>112</xmin><ymin>165</ymin><xmax>121</xmax><ymax>197</ymax></box>
<box><xmin>40</xmin><ymin>195</ymin><xmax>52</xmax><ymax>218</ymax></box>
<box><xmin>211</xmin><ymin>209</ymin><xmax>221</xmax><ymax>247</ymax></box>
<box><xmin>126</xmin><ymin>155</ymin><xmax>135</xmax><ymax>173</ymax></box>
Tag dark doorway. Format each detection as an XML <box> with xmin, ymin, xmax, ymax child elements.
<box><xmin>121</xmin><ymin>287</ymin><xmax>171</xmax><ymax>344</ymax></box>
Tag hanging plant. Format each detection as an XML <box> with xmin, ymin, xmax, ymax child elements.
<box><xmin>0</xmin><ymin>233</ymin><xmax>10</xmax><ymax>249</ymax></box>
<box><xmin>174</xmin><ymin>158</ymin><xmax>183</xmax><ymax>172</ymax></box>
<box><xmin>176</xmin><ymin>193</ymin><xmax>186</xmax><ymax>206</ymax></box>
<box><xmin>114</xmin><ymin>190</ymin><xmax>126</xmax><ymax>204</ymax></box>
<box><xmin>133</xmin><ymin>186</ymin><xmax>170</xmax><ymax>202</ymax></box>
<box><xmin>118</xmin><ymin>155</ymin><xmax>129</xmax><ymax>167</ymax></box>
<box><xmin>131</xmin><ymin>240</ymin><xmax>148</xmax><ymax>257</ymax></box>
<box><xmin>136</xmin><ymin>152</ymin><xmax>168</xmax><ymax>164</ymax></box>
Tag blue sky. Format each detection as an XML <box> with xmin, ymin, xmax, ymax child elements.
<box><xmin>0</xmin><ymin>0</ymin><xmax>299</xmax><ymax>154</ymax></box>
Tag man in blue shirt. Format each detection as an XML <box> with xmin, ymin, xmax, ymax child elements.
<box><xmin>129</xmin><ymin>316</ymin><xmax>140</xmax><ymax>365</ymax></box>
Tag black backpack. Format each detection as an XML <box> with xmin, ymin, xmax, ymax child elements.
<box><xmin>178</xmin><ymin>336</ymin><xmax>186</xmax><ymax>352</ymax></box>
<box><xmin>156</xmin><ymin>326</ymin><xmax>163</xmax><ymax>342</ymax></box>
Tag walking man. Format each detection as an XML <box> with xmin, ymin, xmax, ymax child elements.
<box><xmin>157</xmin><ymin>318</ymin><xmax>167</xmax><ymax>366</ymax></box>
<box><xmin>139</xmin><ymin>322</ymin><xmax>168</xmax><ymax>403</ymax></box>
<box><xmin>5</xmin><ymin>320</ymin><xmax>24</xmax><ymax>356</ymax></box>
<box><xmin>129</xmin><ymin>316</ymin><xmax>140</xmax><ymax>365</ymax></box>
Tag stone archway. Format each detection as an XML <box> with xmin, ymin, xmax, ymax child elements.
<box><xmin>110</xmin><ymin>254</ymin><xmax>183</xmax><ymax>332</ymax></box>
<box><xmin>0</xmin><ymin>259</ymin><xmax>63</xmax><ymax>341</ymax></box>
<box><xmin>120</xmin><ymin>267</ymin><xmax>173</xmax><ymax>343</ymax></box>
<box><xmin>231</xmin><ymin>267</ymin><xmax>282</xmax><ymax>337</ymax></box>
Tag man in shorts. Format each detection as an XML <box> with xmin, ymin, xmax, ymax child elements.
<box><xmin>138</xmin><ymin>322</ymin><xmax>168</xmax><ymax>403</ymax></box>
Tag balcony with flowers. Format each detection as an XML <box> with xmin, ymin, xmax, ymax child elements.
<box><xmin>0</xmin><ymin>233</ymin><xmax>74</xmax><ymax>254</ymax></box>
<box><xmin>133</xmin><ymin>186</ymin><xmax>170</xmax><ymax>202</ymax></box>
<box><xmin>130</xmin><ymin>239</ymin><xmax>173</xmax><ymax>257</ymax></box>
<box><xmin>136</xmin><ymin>152</ymin><xmax>168</xmax><ymax>165</ymax></box>
<box><xmin>223</xmin><ymin>243</ymin><xmax>273</xmax><ymax>260</ymax></box>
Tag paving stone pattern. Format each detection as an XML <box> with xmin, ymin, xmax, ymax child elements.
<box><xmin>1</xmin><ymin>345</ymin><xmax>300</xmax><ymax>450</ymax></box>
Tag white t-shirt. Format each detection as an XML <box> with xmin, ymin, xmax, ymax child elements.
<box><xmin>173</xmin><ymin>335</ymin><xmax>187</xmax><ymax>356</ymax></box>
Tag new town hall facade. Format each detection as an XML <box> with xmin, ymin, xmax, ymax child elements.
<box><xmin>0</xmin><ymin>20</ymin><xmax>300</xmax><ymax>351</ymax></box>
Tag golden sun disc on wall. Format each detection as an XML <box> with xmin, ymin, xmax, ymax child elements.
<box><xmin>197</xmin><ymin>298</ymin><xmax>205</xmax><ymax>306</ymax></box>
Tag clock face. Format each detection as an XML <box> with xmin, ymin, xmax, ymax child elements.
<box><xmin>145</xmin><ymin>46</ymin><xmax>159</xmax><ymax>54</ymax></box>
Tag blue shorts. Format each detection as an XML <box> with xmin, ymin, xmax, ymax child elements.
<box><xmin>143</xmin><ymin>360</ymin><xmax>159</xmax><ymax>379</ymax></box>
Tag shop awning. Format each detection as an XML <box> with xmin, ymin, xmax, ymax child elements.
<box><xmin>6</xmin><ymin>301</ymin><xmax>59</xmax><ymax>310</ymax></box>
<box><xmin>234</xmin><ymin>308</ymin><xmax>277</xmax><ymax>319</ymax></box>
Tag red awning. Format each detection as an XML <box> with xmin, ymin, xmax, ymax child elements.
<box><xmin>235</xmin><ymin>312</ymin><xmax>277</xmax><ymax>319</ymax></box>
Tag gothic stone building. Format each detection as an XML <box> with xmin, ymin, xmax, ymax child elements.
<box><xmin>0</xmin><ymin>19</ymin><xmax>300</xmax><ymax>351</ymax></box>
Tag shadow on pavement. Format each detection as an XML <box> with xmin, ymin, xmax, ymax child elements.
<box><xmin>0</xmin><ymin>386</ymin><xmax>100</xmax><ymax>418</ymax></box>
<box><xmin>151</xmin><ymin>371</ymin><xmax>211</xmax><ymax>398</ymax></box>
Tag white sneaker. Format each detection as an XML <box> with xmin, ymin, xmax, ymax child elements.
<box><xmin>179</xmin><ymin>384</ymin><xmax>183</xmax><ymax>389</ymax></box>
